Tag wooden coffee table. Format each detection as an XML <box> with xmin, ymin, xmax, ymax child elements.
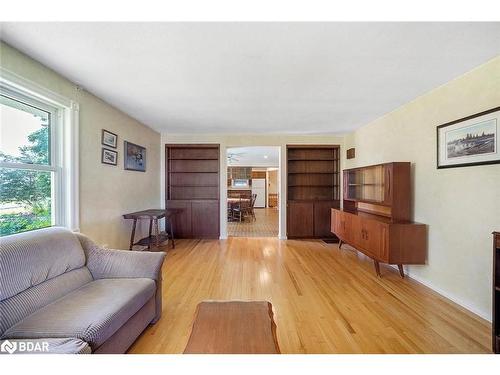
<box><xmin>183</xmin><ymin>301</ymin><xmax>280</xmax><ymax>354</ymax></box>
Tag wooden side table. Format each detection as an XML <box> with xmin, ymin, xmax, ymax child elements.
<box><xmin>123</xmin><ymin>209</ymin><xmax>177</xmax><ymax>250</ymax></box>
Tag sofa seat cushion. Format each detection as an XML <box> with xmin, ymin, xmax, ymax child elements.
<box><xmin>2</xmin><ymin>278</ymin><xmax>156</xmax><ymax>350</ymax></box>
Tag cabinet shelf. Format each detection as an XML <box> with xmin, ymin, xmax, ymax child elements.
<box><xmin>288</xmin><ymin>172</ymin><xmax>338</xmax><ymax>175</ymax></box>
<box><xmin>169</xmin><ymin>158</ymin><xmax>218</xmax><ymax>161</ymax></box>
<box><xmin>348</xmin><ymin>183</ymin><xmax>384</xmax><ymax>186</ymax></box>
<box><xmin>288</xmin><ymin>158</ymin><xmax>339</xmax><ymax>161</ymax></box>
<box><xmin>134</xmin><ymin>233</ymin><xmax>169</xmax><ymax>247</ymax></box>
<box><xmin>289</xmin><ymin>185</ymin><xmax>338</xmax><ymax>187</ymax></box>
<box><xmin>168</xmin><ymin>171</ymin><xmax>218</xmax><ymax>174</ymax></box>
<box><xmin>170</xmin><ymin>185</ymin><xmax>219</xmax><ymax>187</ymax></box>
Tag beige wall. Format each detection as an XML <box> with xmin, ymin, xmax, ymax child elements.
<box><xmin>344</xmin><ymin>56</ymin><xmax>500</xmax><ymax>320</ymax></box>
<box><xmin>0</xmin><ymin>42</ymin><xmax>161</xmax><ymax>249</ymax></box>
<box><xmin>161</xmin><ymin>133</ymin><xmax>344</xmax><ymax>239</ymax></box>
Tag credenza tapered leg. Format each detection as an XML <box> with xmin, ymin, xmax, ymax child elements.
<box><xmin>338</xmin><ymin>239</ymin><xmax>343</xmax><ymax>249</ymax></box>
<box><xmin>373</xmin><ymin>260</ymin><xmax>381</xmax><ymax>277</ymax></box>
<box><xmin>398</xmin><ymin>264</ymin><xmax>405</xmax><ymax>278</ymax></box>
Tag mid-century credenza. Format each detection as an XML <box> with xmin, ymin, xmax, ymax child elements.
<box><xmin>331</xmin><ymin>162</ymin><xmax>427</xmax><ymax>277</ymax></box>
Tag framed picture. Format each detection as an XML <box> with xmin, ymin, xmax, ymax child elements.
<box><xmin>101</xmin><ymin>148</ymin><xmax>118</xmax><ymax>166</ymax></box>
<box><xmin>437</xmin><ymin>106</ymin><xmax>500</xmax><ymax>169</ymax></box>
<box><xmin>124</xmin><ymin>141</ymin><xmax>146</xmax><ymax>172</ymax></box>
<box><xmin>102</xmin><ymin>129</ymin><xmax>118</xmax><ymax>148</ymax></box>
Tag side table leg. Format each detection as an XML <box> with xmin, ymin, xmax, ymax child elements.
<box><xmin>154</xmin><ymin>218</ymin><xmax>160</xmax><ymax>249</ymax></box>
<box><xmin>148</xmin><ymin>219</ymin><xmax>153</xmax><ymax>250</ymax></box>
<box><xmin>129</xmin><ymin>219</ymin><xmax>137</xmax><ymax>250</ymax></box>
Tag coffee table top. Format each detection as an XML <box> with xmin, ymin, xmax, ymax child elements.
<box><xmin>183</xmin><ymin>300</ymin><xmax>280</xmax><ymax>354</ymax></box>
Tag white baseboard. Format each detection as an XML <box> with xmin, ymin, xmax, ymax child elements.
<box><xmin>390</xmin><ymin>265</ymin><xmax>491</xmax><ymax>322</ymax></box>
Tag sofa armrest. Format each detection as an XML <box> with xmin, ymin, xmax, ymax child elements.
<box><xmin>76</xmin><ymin>233</ymin><xmax>165</xmax><ymax>281</ymax></box>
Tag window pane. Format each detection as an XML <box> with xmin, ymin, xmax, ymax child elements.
<box><xmin>0</xmin><ymin>94</ymin><xmax>51</xmax><ymax>165</ymax></box>
<box><xmin>0</xmin><ymin>168</ymin><xmax>53</xmax><ymax>236</ymax></box>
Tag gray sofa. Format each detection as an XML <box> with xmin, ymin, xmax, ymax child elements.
<box><xmin>0</xmin><ymin>227</ymin><xmax>166</xmax><ymax>354</ymax></box>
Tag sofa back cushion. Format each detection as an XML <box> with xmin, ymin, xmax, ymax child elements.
<box><xmin>0</xmin><ymin>227</ymin><xmax>87</xmax><ymax>301</ymax></box>
<box><xmin>0</xmin><ymin>267</ymin><xmax>93</xmax><ymax>336</ymax></box>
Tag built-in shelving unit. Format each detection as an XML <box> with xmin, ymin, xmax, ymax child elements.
<box><xmin>493</xmin><ymin>231</ymin><xmax>500</xmax><ymax>354</ymax></box>
<box><xmin>286</xmin><ymin>145</ymin><xmax>340</xmax><ymax>238</ymax></box>
<box><xmin>165</xmin><ymin>144</ymin><xmax>220</xmax><ymax>238</ymax></box>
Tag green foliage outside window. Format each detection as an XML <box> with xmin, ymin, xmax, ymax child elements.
<box><xmin>0</xmin><ymin>127</ymin><xmax>52</xmax><ymax>236</ymax></box>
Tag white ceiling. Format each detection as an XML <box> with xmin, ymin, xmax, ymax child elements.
<box><xmin>1</xmin><ymin>22</ymin><xmax>499</xmax><ymax>134</ymax></box>
<box><xmin>227</xmin><ymin>146</ymin><xmax>279</xmax><ymax>167</ymax></box>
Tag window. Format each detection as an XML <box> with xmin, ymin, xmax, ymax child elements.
<box><xmin>0</xmin><ymin>71</ymin><xmax>79</xmax><ymax>236</ymax></box>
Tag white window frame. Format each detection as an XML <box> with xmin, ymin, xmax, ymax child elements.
<box><xmin>0</xmin><ymin>67</ymin><xmax>80</xmax><ymax>232</ymax></box>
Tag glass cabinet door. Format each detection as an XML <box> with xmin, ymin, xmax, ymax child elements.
<box><xmin>345</xmin><ymin>165</ymin><xmax>385</xmax><ymax>202</ymax></box>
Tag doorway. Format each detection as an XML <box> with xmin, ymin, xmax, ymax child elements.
<box><xmin>226</xmin><ymin>146</ymin><xmax>280</xmax><ymax>237</ymax></box>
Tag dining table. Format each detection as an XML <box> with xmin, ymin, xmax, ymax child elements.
<box><xmin>227</xmin><ymin>197</ymin><xmax>251</xmax><ymax>206</ymax></box>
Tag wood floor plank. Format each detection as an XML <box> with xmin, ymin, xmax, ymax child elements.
<box><xmin>128</xmin><ymin>238</ymin><xmax>491</xmax><ymax>354</ymax></box>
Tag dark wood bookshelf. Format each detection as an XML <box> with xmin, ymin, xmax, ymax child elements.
<box><xmin>286</xmin><ymin>145</ymin><xmax>340</xmax><ymax>239</ymax></box>
<box><xmin>493</xmin><ymin>231</ymin><xmax>500</xmax><ymax>354</ymax></box>
<box><xmin>166</xmin><ymin>144</ymin><xmax>220</xmax><ymax>239</ymax></box>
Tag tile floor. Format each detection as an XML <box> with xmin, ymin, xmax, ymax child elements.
<box><xmin>228</xmin><ymin>207</ymin><xmax>279</xmax><ymax>237</ymax></box>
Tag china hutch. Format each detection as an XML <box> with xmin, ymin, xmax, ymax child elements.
<box><xmin>331</xmin><ymin>162</ymin><xmax>427</xmax><ymax>277</ymax></box>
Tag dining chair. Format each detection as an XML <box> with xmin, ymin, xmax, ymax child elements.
<box><xmin>232</xmin><ymin>197</ymin><xmax>249</xmax><ymax>222</ymax></box>
<box><xmin>246</xmin><ymin>194</ymin><xmax>257</xmax><ymax>221</ymax></box>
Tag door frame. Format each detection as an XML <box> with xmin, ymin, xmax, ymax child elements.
<box><xmin>221</xmin><ymin>145</ymin><xmax>283</xmax><ymax>239</ymax></box>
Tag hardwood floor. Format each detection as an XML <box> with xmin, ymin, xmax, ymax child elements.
<box><xmin>128</xmin><ymin>238</ymin><xmax>491</xmax><ymax>354</ymax></box>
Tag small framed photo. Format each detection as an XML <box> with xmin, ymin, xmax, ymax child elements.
<box><xmin>102</xmin><ymin>129</ymin><xmax>118</xmax><ymax>148</ymax></box>
<box><xmin>124</xmin><ymin>141</ymin><xmax>146</xmax><ymax>172</ymax></box>
<box><xmin>437</xmin><ymin>106</ymin><xmax>500</xmax><ymax>169</ymax></box>
<box><xmin>102</xmin><ymin>148</ymin><xmax>118</xmax><ymax>166</ymax></box>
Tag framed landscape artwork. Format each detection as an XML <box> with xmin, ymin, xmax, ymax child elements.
<box><xmin>101</xmin><ymin>148</ymin><xmax>117</xmax><ymax>166</ymax></box>
<box><xmin>437</xmin><ymin>106</ymin><xmax>500</xmax><ymax>169</ymax></box>
<box><xmin>124</xmin><ymin>141</ymin><xmax>146</xmax><ymax>172</ymax></box>
<box><xmin>101</xmin><ymin>129</ymin><xmax>118</xmax><ymax>148</ymax></box>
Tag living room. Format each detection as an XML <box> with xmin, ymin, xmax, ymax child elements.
<box><xmin>1</xmin><ymin>1</ymin><xmax>500</xmax><ymax>373</ymax></box>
